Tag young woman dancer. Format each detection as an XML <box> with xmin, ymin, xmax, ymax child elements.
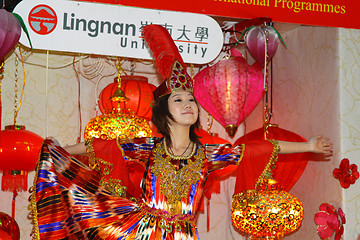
<box><xmin>31</xmin><ymin>25</ymin><xmax>332</xmax><ymax>240</ymax></box>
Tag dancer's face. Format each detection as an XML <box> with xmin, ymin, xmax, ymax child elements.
<box><xmin>167</xmin><ymin>91</ymin><xmax>199</xmax><ymax>128</ymax></box>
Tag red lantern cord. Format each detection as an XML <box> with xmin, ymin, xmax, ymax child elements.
<box><xmin>206</xmin><ymin>199</ymin><xmax>210</xmax><ymax>232</ymax></box>
<box><xmin>11</xmin><ymin>190</ymin><xmax>18</xmax><ymax>219</ymax></box>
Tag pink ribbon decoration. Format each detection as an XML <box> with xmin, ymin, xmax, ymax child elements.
<box><xmin>0</xmin><ymin>9</ymin><xmax>21</xmax><ymax>60</ymax></box>
<box><xmin>245</xmin><ymin>26</ymin><xmax>280</xmax><ymax>67</ymax></box>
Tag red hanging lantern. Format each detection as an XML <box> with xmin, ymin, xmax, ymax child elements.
<box><xmin>234</xmin><ymin>125</ymin><xmax>309</xmax><ymax>192</ymax></box>
<box><xmin>0</xmin><ymin>9</ymin><xmax>21</xmax><ymax>60</ymax></box>
<box><xmin>0</xmin><ymin>230</ymin><xmax>12</xmax><ymax>240</ymax></box>
<box><xmin>194</xmin><ymin>49</ymin><xmax>264</xmax><ymax>137</ymax></box>
<box><xmin>0</xmin><ymin>212</ymin><xmax>20</xmax><ymax>240</ymax></box>
<box><xmin>98</xmin><ymin>75</ymin><xmax>156</xmax><ymax>120</ymax></box>
<box><xmin>0</xmin><ymin>125</ymin><xmax>43</xmax><ymax>192</ymax></box>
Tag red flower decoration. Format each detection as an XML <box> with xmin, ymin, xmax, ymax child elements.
<box><xmin>314</xmin><ymin>203</ymin><xmax>346</xmax><ymax>240</ymax></box>
<box><xmin>333</xmin><ymin>158</ymin><xmax>359</xmax><ymax>189</ymax></box>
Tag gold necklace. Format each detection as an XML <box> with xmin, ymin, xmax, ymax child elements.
<box><xmin>164</xmin><ymin>140</ymin><xmax>197</xmax><ymax>160</ymax></box>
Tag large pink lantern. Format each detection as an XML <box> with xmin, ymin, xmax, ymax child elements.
<box><xmin>194</xmin><ymin>50</ymin><xmax>264</xmax><ymax>137</ymax></box>
<box><xmin>0</xmin><ymin>9</ymin><xmax>21</xmax><ymax>60</ymax></box>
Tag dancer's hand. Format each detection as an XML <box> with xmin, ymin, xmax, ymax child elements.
<box><xmin>309</xmin><ymin>135</ymin><xmax>333</xmax><ymax>154</ymax></box>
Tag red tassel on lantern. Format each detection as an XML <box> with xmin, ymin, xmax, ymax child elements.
<box><xmin>1</xmin><ymin>171</ymin><xmax>28</xmax><ymax>192</ymax></box>
<box><xmin>0</xmin><ymin>125</ymin><xmax>43</xmax><ymax>192</ymax></box>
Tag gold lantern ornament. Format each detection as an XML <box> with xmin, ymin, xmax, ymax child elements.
<box><xmin>84</xmin><ymin>87</ymin><xmax>152</xmax><ymax>141</ymax></box>
<box><xmin>84</xmin><ymin>112</ymin><xmax>152</xmax><ymax>141</ymax></box>
<box><xmin>84</xmin><ymin>63</ymin><xmax>152</xmax><ymax>141</ymax></box>
<box><xmin>231</xmin><ymin>178</ymin><xmax>304</xmax><ymax>239</ymax></box>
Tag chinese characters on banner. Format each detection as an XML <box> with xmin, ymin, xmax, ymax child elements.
<box><xmin>14</xmin><ymin>0</ymin><xmax>224</xmax><ymax>64</ymax></box>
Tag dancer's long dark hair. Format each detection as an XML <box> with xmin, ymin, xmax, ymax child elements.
<box><xmin>151</xmin><ymin>94</ymin><xmax>200</xmax><ymax>147</ymax></box>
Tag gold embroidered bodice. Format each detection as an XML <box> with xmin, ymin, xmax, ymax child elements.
<box><xmin>151</xmin><ymin>142</ymin><xmax>205</xmax><ymax>206</ymax></box>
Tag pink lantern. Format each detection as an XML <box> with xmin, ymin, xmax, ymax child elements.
<box><xmin>194</xmin><ymin>50</ymin><xmax>264</xmax><ymax>137</ymax></box>
<box><xmin>0</xmin><ymin>9</ymin><xmax>21</xmax><ymax>60</ymax></box>
<box><xmin>245</xmin><ymin>26</ymin><xmax>280</xmax><ymax>67</ymax></box>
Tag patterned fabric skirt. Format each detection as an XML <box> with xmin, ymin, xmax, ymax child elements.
<box><xmin>30</xmin><ymin>139</ymin><xmax>199</xmax><ymax>240</ymax></box>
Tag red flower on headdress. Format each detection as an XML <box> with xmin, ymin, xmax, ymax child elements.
<box><xmin>333</xmin><ymin>158</ymin><xmax>359</xmax><ymax>189</ymax></box>
<box><xmin>314</xmin><ymin>203</ymin><xmax>345</xmax><ymax>240</ymax></box>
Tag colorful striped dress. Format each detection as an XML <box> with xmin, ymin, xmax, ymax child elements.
<box><xmin>30</xmin><ymin>137</ymin><xmax>276</xmax><ymax>240</ymax></box>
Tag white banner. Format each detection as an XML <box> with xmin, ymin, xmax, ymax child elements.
<box><xmin>13</xmin><ymin>0</ymin><xmax>224</xmax><ymax>64</ymax></box>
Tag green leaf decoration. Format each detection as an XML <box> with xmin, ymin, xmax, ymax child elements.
<box><xmin>270</xmin><ymin>26</ymin><xmax>287</xmax><ymax>48</ymax></box>
<box><xmin>12</xmin><ymin>12</ymin><xmax>33</xmax><ymax>49</ymax></box>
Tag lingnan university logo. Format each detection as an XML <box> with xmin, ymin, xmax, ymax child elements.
<box><xmin>28</xmin><ymin>4</ymin><xmax>57</xmax><ymax>35</ymax></box>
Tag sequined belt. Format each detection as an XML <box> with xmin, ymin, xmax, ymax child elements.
<box><xmin>137</xmin><ymin>203</ymin><xmax>196</xmax><ymax>233</ymax></box>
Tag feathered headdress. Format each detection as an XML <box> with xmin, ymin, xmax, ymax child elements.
<box><xmin>142</xmin><ymin>24</ymin><xmax>193</xmax><ymax>101</ymax></box>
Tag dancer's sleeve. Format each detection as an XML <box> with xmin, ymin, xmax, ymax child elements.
<box><xmin>87</xmin><ymin>137</ymin><xmax>157</xmax><ymax>198</ymax></box>
<box><xmin>234</xmin><ymin>139</ymin><xmax>280</xmax><ymax>194</ymax></box>
<box><xmin>31</xmin><ymin>138</ymin><xmax>139</xmax><ymax>239</ymax></box>
<box><xmin>204</xmin><ymin>143</ymin><xmax>245</xmax><ymax>173</ymax></box>
<box><xmin>204</xmin><ymin>140</ymin><xmax>280</xmax><ymax>193</ymax></box>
